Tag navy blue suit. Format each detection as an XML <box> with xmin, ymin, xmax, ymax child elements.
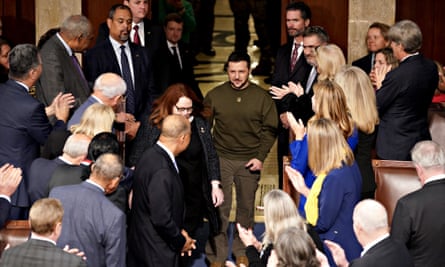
<box><xmin>84</xmin><ymin>39</ymin><xmax>154</xmax><ymax>120</ymax></box>
<box><xmin>28</xmin><ymin>157</ymin><xmax>64</xmax><ymax>204</ymax></box>
<box><xmin>67</xmin><ymin>96</ymin><xmax>98</xmax><ymax>128</ymax></box>
<box><xmin>49</xmin><ymin>181</ymin><xmax>126</xmax><ymax>267</ymax></box>
<box><xmin>376</xmin><ymin>54</ymin><xmax>438</xmax><ymax>160</ymax></box>
<box><xmin>0</xmin><ymin>197</ymin><xmax>11</xmax><ymax>228</ymax></box>
<box><xmin>352</xmin><ymin>53</ymin><xmax>374</xmax><ymax>75</ymax></box>
<box><xmin>128</xmin><ymin>144</ymin><xmax>185</xmax><ymax>267</ymax></box>
<box><xmin>0</xmin><ymin>80</ymin><xmax>66</xmax><ymax>214</ymax></box>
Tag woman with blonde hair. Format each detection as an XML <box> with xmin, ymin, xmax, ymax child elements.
<box><xmin>286</xmin><ymin>118</ymin><xmax>362</xmax><ymax>264</ymax></box>
<box><xmin>287</xmin><ymin>80</ymin><xmax>357</xmax><ymax>214</ymax></box>
<box><xmin>315</xmin><ymin>44</ymin><xmax>346</xmax><ymax>81</ymax></box>
<box><xmin>235</xmin><ymin>189</ymin><xmax>323</xmax><ymax>267</ymax></box>
<box><xmin>70</xmin><ymin>103</ymin><xmax>115</xmax><ymax>137</ymax></box>
<box><xmin>335</xmin><ymin>66</ymin><xmax>379</xmax><ymax>199</ymax></box>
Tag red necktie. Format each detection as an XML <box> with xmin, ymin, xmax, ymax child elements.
<box><xmin>133</xmin><ymin>25</ymin><xmax>140</xmax><ymax>45</ymax></box>
<box><xmin>290</xmin><ymin>42</ymin><xmax>302</xmax><ymax>72</ymax></box>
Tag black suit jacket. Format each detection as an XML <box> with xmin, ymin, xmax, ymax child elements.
<box><xmin>152</xmin><ymin>41</ymin><xmax>202</xmax><ymax>101</ymax></box>
<box><xmin>128</xmin><ymin>144</ymin><xmax>185</xmax><ymax>267</ymax></box>
<box><xmin>350</xmin><ymin>237</ymin><xmax>414</xmax><ymax>267</ymax></box>
<box><xmin>376</xmin><ymin>54</ymin><xmax>438</xmax><ymax>160</ymax></box>
<box><xmin>391</xmin><ymin>178</ymin><xmax>445</xmax><ymax>267</ymax></box>
<box><xmin>0</xmin><ymin>239</ymin><xmax>86</xmax><ymax>267</ymax></box>
<box><xmin>96</xmin><ymin>18</ymin><xmax>163</xmax><ymax>59</ymax></box>
<box><xmin>272</xmin><ymin>41</ymin><xmax>312</xmax><ymax>114</ymax></box>
<box><xmin>352</xmin><ymin>53</ymin><xmax>374</xmax><ymax>74</ymax></box>
<box><xmin>84</xmin><ymin>38</ymin><xmax>155</xmax><ymax>119</ymax></box>
<box><xmin>0</xmin><ymin>80</ymin><xmax>66</xmax><ymax>209</ymax></box>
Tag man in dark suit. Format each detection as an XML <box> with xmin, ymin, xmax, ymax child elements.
<box><xmin>0</xmin><ymin>198</ymin><xmax>86</xmax><ymax>267</ymax></box>
<box><xmin>84</xmin><ymin>4</ymin><xmax>154</xmax><ymax>120</ymax></box>
<box><xmin>152</xmin><ymin>13</ymin><xmax>202</xmax><ymax>100</ymax></box>
<box><xmin>36</xmin><ymin>15</ymin><xmax>93</xmax><ymax>110</ymax></box>
<box><xmin>0</xmin><ymin>44</ymin><xmax>70</xmax><ymax>219</ymax></box>
<box><xmin>376</xmin><ymin>20</ymin><xmax>438</xmax><ymax>160</ymax></box>
<box><xmin>326</xmin><ymin>199</ymin><xmax>414</xmax><ymax>267</ymax></box>
<box><xmin>28</xmin><ymin>133</ymin><xmax>90</xmax><ymax>204</ymax></box>
<box><xmin>0</xmin><ymin>164</ymin><xmax>22</xmax><ymax>228</ymax></box>
<box><xmin>128</xmin><ymin>115</ymin><xmax>196</xmax><ymax>267</ymax></box>
<box><xmin>391</xmin><ymin>140</ymin><xmax>445</xmax><ymax>267</ymax></box>
<box><xmin>270</xmin><ymin>1</ymin><xmax>312</xmax><ymax>188</ymax></box>
<box><xmin>49</xmin><ymin>153</ymin><xmax>126</xmax><ymax>267</ymax></box>
<box><xmin>96</xmin><ymin>0</ymin><xmax>163</xmax><ymax>59</ymax></box>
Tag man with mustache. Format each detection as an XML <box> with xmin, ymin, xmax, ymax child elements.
<box><xmin>84</xmin><ymin>3</ymin><xmax>154</xmax><ymax>121</ymax></box>
<box><xmin>204</xmin><ymin>52</ymin><xmax>278</xmax><ymax>267</ymax></box>
<box><xmin>270</xmin><ymin>1</ymin><xmax>312</xmax><ymax>189</ymax></box>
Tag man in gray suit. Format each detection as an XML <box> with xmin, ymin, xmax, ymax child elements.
<box><xmin>0</xmin><ymin>198</ymin><xmax>86</xmax><ymax>267</ymax></box>
<box><xmin>36</xmin><ymin>15</ymin><xmax>93</xmax><ymax>110</ymax></box>
<box><xmin>49</xmin><ymin>153</ymin><xmax>126</xmax><ymax>267</ymax></box>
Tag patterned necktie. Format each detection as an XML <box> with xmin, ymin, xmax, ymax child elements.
<box><xmin>290</xmin><ymin>42</ymin><xmax>303</xmax><ymax>72</ymax></box>
<box><xmin>120</xmin><ymin>45</ymin><xmax>135</xmax><ymax>115</ymax></box>
<box><xmin>133</xmin><ymin>25</ymin><xmax>140</xmax><ymax>45</ymax></box>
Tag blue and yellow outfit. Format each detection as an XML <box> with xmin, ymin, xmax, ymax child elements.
<box><xmin>289</xmin><ymin>128</ymin><xmax>359</xmax><ymax>216</ymax></box>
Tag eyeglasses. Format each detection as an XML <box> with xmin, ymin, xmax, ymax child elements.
<box><xmin>175</xmin><ymin>105</ymin><xmax>193</xmax><ymax>113</ymax></box>
<box><xmin>303</xmin><ymin>45</ymin><xmax>320</xmax><ymax>51</ymax></box>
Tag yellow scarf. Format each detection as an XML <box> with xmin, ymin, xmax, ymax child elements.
<box><xmin>305</xmin><ymin>173</ymin><xmax>327</xmax><ymax>225</ymax></box>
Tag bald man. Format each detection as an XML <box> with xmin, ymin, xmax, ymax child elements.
<box><xmin>326</xmin><ymin>199</ymin><xmax>414</xmax><ymax>267</ymax></box>
<box><xmin>128</xmin><ymin>115</ymin><xmax>195</xmax><ymax>267</ymax></box>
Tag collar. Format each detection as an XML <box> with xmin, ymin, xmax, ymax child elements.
<box><xmin>167</xmin><ymin>40</ymin><xmax>178</xmax><ymax>49</ymax></box>
<box><xmin>91</xmin><ymin>95</ymin><xmax>104</xmax><ymax>104</ymax></box>
<box><xmin>86</xmin><ymin>179</ymin><xmax>105</xmax><ymax>192</ymax></box>
<box><xmin>14</xmin><ymin>80</ymin><xmax>29</xmax><ymax>92</ymax></box>
<box><xmin>424</xmin><ymin>174</ymin><xmax>445</xmax><ymax>184</ymax></box>
<box><xmin>56</xmin><ymin>32</ymin><xmax>73</xmax><ymax>56</ymax></box>
<box><xmin>361</xmin><ymin>233</ymin><xmax>389</xmax><ymax>257</ymax></box>
<box><xmin>0</xmin><ymin>195</ymin><xmax>10</xmax><ymax>203</ymax></box>
<box><xmin>109</xmin><ymin>36</ymin><xmax>129</xmax><ymax>51</ymax></box>
<box><xmin>400</xmin><ymin>52</ymin><xmax>419</xmax><ymax>63</ymax></box>
<box><xmin>156</xmin><ymin>140</ymin><xmax>179</xmax><ymax>172</ymax></box>
<box><xmin>31</xmin><ymin>233</ymin><xmax>57</xmax><ymax>246</ymax></box>
<box><xmin>58</xmin><ymin>156</ymin><xmax>74</xmax><ymax>165</ymax></box>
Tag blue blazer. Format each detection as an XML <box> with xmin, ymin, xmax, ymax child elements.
<box><xmin>49</xmin><ymin>181</ymin><xmax>126</xmax><ymax>267</ymax></box>
<box><xmin>28</xmin><ymin>157</ymin><xmax>64</xmax><ymax>204</ymax></box>
<box><xmin>314</xmin><ymin>163</ymin><xmax>362</xmax><ymax>262</ymax></box>
<box><xmin>67</xmin><ymin>95</ymin><xmax>98</xmax><ymax>128</ymax></box>
<box><xmin>0</xmin><ymin>80</ymin><xmax>66</xmax><ymax>209</ymax></box>
<box><xmin>290</xmin><ymin>128</ymin><xmax>359</xmax><ymax>215</ymax></box>
<box><xmin>83</xmin><ymin>38</ymin><xmax>155</xmax><ymax>119</ymax></box>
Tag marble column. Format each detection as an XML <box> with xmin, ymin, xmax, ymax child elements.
<box><xmin>35</xmin><ymin>0</ymin><xmax>82</xmax><ymax>44</ymax></box>
<box><xmin>348</xmin><ymin>0</ymin><xmax>395</xmax><ymax>63</ymax></box>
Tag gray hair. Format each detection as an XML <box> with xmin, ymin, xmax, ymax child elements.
<box><xmin>92</xmin><ymin>153</ymin><xmax>123</xmax><ymax>181</ymax></box>
<box><xmin>411</xmin><ymin>141</ymin><xmax>445</xmax><ymax>170</ymax></box>
<box><xmin>8</xmin><ymin>44</ymin><xmax>40</xmax><ymax>80</ymax></box>
<box><xmin>353</xmin><ymin>199</ymin><xmax>388</xmax><ymax>233</ymax></box>
<box><xmin>62</xmin><ymin>134</ymin><xmax>90</xmax><ymax>158</ymax></box>
<box><xmin>387</xmin><ymin>20</ymin><xmax>422</xmax><ymax>53</ymax></box>
<box><xmin>60</xmin><ymin>15</ymin><xmax>92</xmax><ymax>40</ymax></box>
<box><xmin>93</xmin><ymin>72</ymin><xmax>127</xmax><ymax>98</ymax></box>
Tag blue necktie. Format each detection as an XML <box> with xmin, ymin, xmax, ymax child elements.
<box><xmin>120</xmin><ymin>45</ymin><xmax>135</xmax><ymax>115</ymax></box>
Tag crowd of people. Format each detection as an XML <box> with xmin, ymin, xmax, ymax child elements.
<box><xmin>0</xmin><ymin>0</ymin><xmax>444</xmax><ymax>267</ymax></box>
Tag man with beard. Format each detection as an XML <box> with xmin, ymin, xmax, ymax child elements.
<box><xmin>270</xmin><ymin>1</ymin><xmax>312</xmax><ymax>188</ymax></box>
<box><xmin>84</xmin><ymin>4</ymin><xmax>154</xmax><ymax>120</ymax></box>
<box><xmin>204</xmin><ymin>52</ymin><xmax>278</xmax><ymax>267</ymax></box>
